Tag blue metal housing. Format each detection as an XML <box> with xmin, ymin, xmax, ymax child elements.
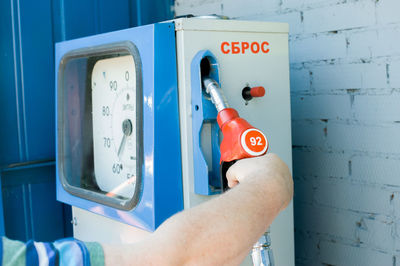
<box><xmin>191</xmin><ymin>51</ymin><xmax>222</xmax><ymax>195</ymax></box>
<box><xmin>55</xmin><ymin>22</ymin><xmax>183</xmax><ymax>232</ymax></box>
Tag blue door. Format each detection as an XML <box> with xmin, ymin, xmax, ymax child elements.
<box><xmin>0</xmin><ymin>0</ymin><xmax>173</xmax><ymax>241</ymax></box>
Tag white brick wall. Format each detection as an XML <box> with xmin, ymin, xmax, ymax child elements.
<box><xmin>290</xmin><ymin>33</ymin><xmax>347</xmax><ymax>63</ymax></box>
<box><xmin>175</xmin><ymin>0</ymin><xmax>400</xmax><ymax>264</ymax></box>
<box><xmin>311</xmin><ymin>62</ymin><xmax>388</xmax><ymax>90</ymax></box>
<box><xmin>348</xmin><ymin>27</ymin><xmax>400</xmax><ymax>58</ymax></box>
<box><xmin>352</xmin><ymin>156</ymin><xmax>400</xmax><ymax>186</ymax></box>
<box><xmin>353</xmin><ymin>94</ymin><xmax>400</xmax><ymax>122</ymax></box>
<box><xmin>302</xmin><ymin>1</ymin><xmax>376</xmax><ymax>33</ymax></box>
<box><xmin>319</xmin><ymin>241</ymin><xmax>394</xmax><ymax>266</ymax></box>
<box><xmin>293</xmin><ymin>149</ymin><xmax>349</xmax><ymax>177</ymax></box>
<box><xmin>289</xmin><ymin>68</ymin><xmax>310</xmax><ymax>92</ymax></box>
<box><xmin>390</xmin><ymin>60</ymin><xmax>400</xmax><ymax>87</ymax></box>
<box><xmin>291</xmin><ymin>95</ymin><xmax>351</xmax><ymax>120</ymax></box>
<box><xmin>327</xmin><ymin>122</ymin><xmax>400</xmax><ymax>153</ymax></box>
<box><xmin>376</xmin><ymin>0</ymin><xmax>400</xmax><ymax>25</ymax></box>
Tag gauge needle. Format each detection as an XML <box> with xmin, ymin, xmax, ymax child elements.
<box><xmin>117</xmin><ymin>119</ymin><xmax>133</xmax><ymax>159</ymax></box>
<box><xmin>117</xmin><ymin>135</ymin><xmax>127</xmax><ymax>158</ymax></box>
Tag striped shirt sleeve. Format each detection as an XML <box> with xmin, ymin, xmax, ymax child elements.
<box><xmin>1</xmin><ymin>237</ymin><xmax>104</xmax><ymax>266</ymax></box>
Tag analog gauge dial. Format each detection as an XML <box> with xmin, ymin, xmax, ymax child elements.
<box><xmin>91</xmin><ymin>55</ymin><xmax>137</xmax><ymax>199</ymax></box>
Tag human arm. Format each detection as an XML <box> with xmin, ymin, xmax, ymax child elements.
<box><xmin>103</xmin><ymin>153</ymin><xmax>293</xmax><ymax>266</ymax></box>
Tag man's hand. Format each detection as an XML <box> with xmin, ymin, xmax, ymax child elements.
<box><xmin>227</xmin><ymin>153</ymin><xmax>293</xmax><ymax>211</ymax></box>
<box><xmin>103</xmin><ymin>153</ymin><xmax>293</xmax><ymax>266</ymax></box>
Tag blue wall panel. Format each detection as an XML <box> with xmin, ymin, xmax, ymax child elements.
<box><xmin>20</xmin><ymin>0</ymin><xmax>55</xmax><ymax>162</ymax></box>
<box><xmin>52</xmin><ymin>0</ymin><xmax>132</xmax><ymax>42</ymax></box>
<box><xmin>1</xmin><ymin>0</ymin><xmax>174</xmax><ymax>166</ymax></box>
<box><xmin>0</xmin><ymin>0</ymin><xmax>174</xmax><ymax>241</ymax></box>
<box><xmin>137</xmin><ymin>0</ymin><xmax>175</xmax><ymax>25</ymax></box>
<box><xmin>2</xmin><ymin>163</ymin><xmax>67</xmax><ymax>242</ymax></box>
<box><xmin>0</xmin><ymin>0</ymin><xmax>24</xmax><ymax>165</ymax></box>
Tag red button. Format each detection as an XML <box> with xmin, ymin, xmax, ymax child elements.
<box><xmin>250</xmin><ymin>86</ymin><xmax>266</xmax><ymax>98</ymax></box>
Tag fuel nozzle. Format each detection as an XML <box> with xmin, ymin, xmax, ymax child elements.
<box><xmin>201</xmin><ymin>77</ymin><xmax>268</xmax><ymax>168</ymax></box>
<box><xmin>202</xmin><ymin>77</ymin><xmax>273</xmax><ymax>266</ymax></box>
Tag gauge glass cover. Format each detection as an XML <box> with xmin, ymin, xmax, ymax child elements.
<box><xmin>57</xmin><ymin>43</ymin><xmax>142</xmax><ymax>210</ymax></box>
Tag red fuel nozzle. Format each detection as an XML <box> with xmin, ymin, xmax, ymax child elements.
<box><xmin>217</xmin><ymin>108</ymin><xmax>268</xmax><ymax>163</ymax></box>
<box><xmin>202</xmin><ymin>77</ymin><xmax>269</xmax><ymax>164</ymax></box>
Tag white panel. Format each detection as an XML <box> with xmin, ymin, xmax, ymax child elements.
<box><xmin>72</xmin><ymin>207</ymin><xmax>150</xmax><ymax>244</ymax></box>
<box><xmin>175</xmin><ymin>19</ymin><xmax>294</xmax><ymax>266</ymax></box>
<box><xmin>174</xmin><ymin>18</ymin><xmax>289</xmax><ymax>33</ymax></box>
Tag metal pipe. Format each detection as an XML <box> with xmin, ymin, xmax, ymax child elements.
<box><xmin>202</xmin><ymin>78</ymin><xmax>229</xmax><ymax>112</ymax></box>
<box><xmin>252</xmin><ymin>230</ymin><xmax>274</xmax><ymax>266</ymax></box>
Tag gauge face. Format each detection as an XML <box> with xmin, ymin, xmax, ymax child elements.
<box><xmin>92</xmin><ymin>55</ymin><xmax>137</xmax><ymax>199</ymax></box>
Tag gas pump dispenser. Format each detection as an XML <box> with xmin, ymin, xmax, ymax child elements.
<box><xmin>56</xmin><ymin>18</ymin><xmax>294</xmax><ymax>265</ymax></box>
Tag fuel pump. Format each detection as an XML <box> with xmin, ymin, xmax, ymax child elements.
<box><xmin>55</xmin><ymin>17</ymin><xmax>294</xmax><ymax>266</ymax></box>
<box><xmin>202</xmin><ymin>77</ymin><xmax>274</xmax><ymax>266</ymax></box>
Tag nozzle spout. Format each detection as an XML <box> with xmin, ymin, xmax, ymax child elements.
<box><xmin>202</xmin><ymin>77</ymin><xmax>229</xmax><ymax>112</ymax></box>
<box><xmin>252</xmin><ymin>230</ymin><xmax>274</xmax><ymax>266</ymax></box>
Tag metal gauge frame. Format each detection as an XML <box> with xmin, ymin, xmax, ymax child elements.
<box><xmin>57</xmin><ymin>41</ymin><xmax>143</xmax><ymax>211</ymax></box>
<box><xmin>56</xmin><ymin>23</ymin><xmax>183</xmax><ymax>231</ymax></box>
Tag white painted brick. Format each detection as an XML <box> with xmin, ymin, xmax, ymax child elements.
<box><xmin>282</xmin><ymin>0</ymin><xmax>304</xmax><ymax>10</ymax></box>
<box><xmin>294</xmin><ymin>231</ymin><xmax>319</xmax><ymax>262</ymax></box>
<box><xmin>353</xmin><ymin>94</ymin><xmax>400</xmax><ymax>122</ymax></box>
<box><xmin>348</xmin><ymin>27</ymin><xmax>400</xmax><ymax>58</ymax></box>
<box><xmin>290</xmin><ymin>33</ymin><xmax>347</xmax><ymax>62</ymax></box>
<box><xmin>292</xmin><ymin>120</ymin><xmax>326</xmax><ymax>147</ymax></box>
<box><xmin>347</xmin><ymin>30</ymin><xmax>378</xmax><ymax>59</ymax></box>
<box><xmin>352</xmin><ymin>156</ymin><xmax>400</xmax><ymax>187</ymax></box>
<box><xmin>292</xmin><ymin>149</ymin><xmax>349</xmax><ymax>178</ymax></box>
<box><xmin>357</xmin><ymin>218</ymin><xmax>394</xmax><ymax>251</ymax></box>
<box><xmin>217</xmin><ymin>0</ymin><xmax>283</xmax><ymax>17</ymax></box>
<box><xmin>290</xmin><ymin>68</ymin><xmax>310</xmax><ymax>92</ymax></box>
<box><xmin>303</xmin><ymin>1</ymin><xmax>376</xmax><ymax>33</ymax></box>
<box><xmin>361</xmin><ymin>219</ymin><xmax>395</xmax><ymax>245</ymax></box>
<box><xmin>248</xmin><ymin>12</ymin><xmax>303</xmax><ymax>34</ymax></box>
<box><xmin>291</xmin><ymin>95</ymin><xmax>351</xmax><ymax>120</ymax></box>
<box><xmin>374</xmin><ymin>27</ymin><xmax>400</xmax><ymax>57</ymax></box>
<box><xmin>393</xmin><ymin>195</ymin><xmax>400</xmax><ymax>219</ymax></box>
<box><xmin>294</xmin><ymin>179</ymin><xmax>314</xmax><ymax>203</ymax></box>
<box><xmin>392</xmin><ymin>217</ymin><xmax>400</xmax><ymax>250</ymax></box>
<box><xmin>220</xmin><ymin>0</ymin><xmax>263</xmax><ymax>18</ymax></box>
<box><xmin>315</xmin><ymin>180</ymin><xmax>392</xmax><ymax>215</ymax></box>
<box><xmin>319</xmin><ymin>241</ymin><xmax>393</xmax><ymax>266</ymax></box>
<box><xmin>327</xmin><ymin>122</ymin><xmax>400</xmax><ymax>153</ymax></box>
<box><xmin>260</xmin><ymin>0</ymin><xmax>283</xmax><ymax>13</ymax></box>
<box><xmin>282</xmin><ymin>0</ymin><xmax>340</xmax><ymax>10</ymax></box>
<box><xmin>312</xmin><ymin>63</ymin><xmax>387</xmax><ymax>90</ymax></box>
<box><xmin>296</xmin><ymin>204</ymin><xmax>393</xmax><ymax>251</ymax></box>
<box><xmin>394</xmin><ymin>233</ymin><xmax>400</xmax><ymax>251</ymax></box>
<box><xmin>376</xmin><ymin>0</ymin><xmax>400</xmax><ymax>25</ymax></box>
<box><xmin>175</xmin><ymin>0</ymin><xmax>205</xmax><ymax>7</ymax></box>
<box><xmin>390</xmin><ymin>61</ymin><xmax>400</xmax><ymax>87</ymax></box>
<box><xmin>174</xmin><ymin>1</ymin><xmax>222</xmax><ymax>16</ymax></box>
<box><xmin>295</xmin><ymin>203</ymin><xmax>361</xmax><ymax>238</ymax></box>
